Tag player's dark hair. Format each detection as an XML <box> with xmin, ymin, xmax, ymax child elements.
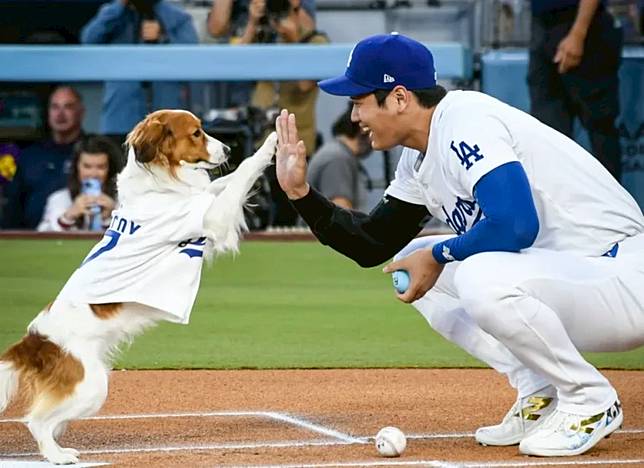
<box><xmin>373</xmin><ymin>85</ymin><xmax>447</xmax><ymax>109</ymax></box>
<box><xmin>331</xmin><ymin>104</ymin><xmax>361</xmax><ymax>139</ymax></box>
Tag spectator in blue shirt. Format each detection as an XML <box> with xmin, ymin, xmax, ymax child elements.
<box><xmin>1</xmin><ymin>86</ymin><xmax>85</xmax><ymax>229</ymax></box>
<box><xmin>81</xmin><ymin>0</ymin><xmax>199</xmax><ymax>137</ymax></box>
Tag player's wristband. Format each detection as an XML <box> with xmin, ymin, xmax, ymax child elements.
<box><xmin>432</xmin><ymin>242</ymin><xmax>455</xmax><ymax>264</ymax></box>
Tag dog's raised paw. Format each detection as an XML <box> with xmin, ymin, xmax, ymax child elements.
<box><xmin>255</xmin><ymin>132</ymin><xmax>278</xmax><ymax>163</ymax></box>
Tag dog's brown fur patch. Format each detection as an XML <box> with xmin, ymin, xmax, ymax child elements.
<box><xmin>90</xmin><ymin>303</ymin><xmax>123</xmax><ymax>320</ymax></box>
<box><xmin>1</xmin><ymin>333</ymin><xmax>84</xmax><ymax>409</ymax></box>
<box><xmin>43</xmin><ymin>302</ymin><xmax>52</xmax><ymax>313</ymax></box>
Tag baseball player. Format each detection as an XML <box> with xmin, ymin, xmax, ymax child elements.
<box><xmin>274</xmin><ymin>33</ymin><xmax>644</xmax><ymax>457</ymax></box>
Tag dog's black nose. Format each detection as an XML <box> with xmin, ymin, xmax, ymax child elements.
<box><xmin>223</xmin><ymin>145</ymin><xmax>231</xmax><ymax>157</ymax></box>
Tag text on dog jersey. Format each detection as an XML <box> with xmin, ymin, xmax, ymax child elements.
<box><xmin>108</xmin><ymin>215</ymin><xmax>141</xmax><ymax>235</ymax></box>
<box><xmin>81</xmin><ymin>216</ymin><xmax>142</xmax><ymax>265</ymax></box>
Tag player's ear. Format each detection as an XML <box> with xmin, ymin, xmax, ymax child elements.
<box><xmin>392</xmin><ymin>86</ymin><xmax>410</xmax><ymax>110</ymax></box>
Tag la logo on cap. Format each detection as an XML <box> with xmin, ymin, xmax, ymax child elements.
<box><xmin>383</xmin><ymin>74</ymin><xmax>395</xmax><ymax>83</ymax></box>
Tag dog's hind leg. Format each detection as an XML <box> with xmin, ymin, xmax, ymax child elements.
<box><xmin>52</xmin><ymin>420</ymin><xmax>68</xmax><ymax>441</ymax></box>
<box><xmin>28</xmin><ymin>362</ymin><xmax>108</xmax><ymax>464</ymax></box>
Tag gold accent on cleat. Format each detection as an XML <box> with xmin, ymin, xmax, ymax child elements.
<box><xmin>517</xmin><ymin>396</ymin><xmax>554</xmax><ymax>421</ymax></box>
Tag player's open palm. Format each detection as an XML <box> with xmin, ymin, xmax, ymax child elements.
<box><xmin>275</xmin><ymin>109</ymin><xmax>309</xmax><ymax>199</ymax></box>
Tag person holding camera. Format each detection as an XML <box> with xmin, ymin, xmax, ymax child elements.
<box><xmin>38</xmin><ymin>136</ymin><xmax>123</xmax><ymax>232</ymax></box>
<box><xmin>251</xmin><ymin>0</ymin><xmax>327</xmax><ymax>225</ymax></box>
<box><xmin>81</xmin><ymin>0</ymin><xmax>199</xmax><ymax>140</ymax></box>
<box><xmin>208</xmin><ymin>0</ymin><xmax>316</xmax><ymax>44</ymax></box>
<box><xmin>207</xmin><ymin>0</ymin><xmax>317</xmax><ymax>108</ymax></box>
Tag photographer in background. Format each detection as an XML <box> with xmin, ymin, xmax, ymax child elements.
<box><xmin>208</xmin><ymin>0</ymin><xmax>316</xmax><ymax>44</ymax></box>
<box><xmin>81</xmin><ymin>0</ymin><xmax>198</xmax><ymax>141</ymax></box>
<box><xmin>206</xmin><ymin>0</ymin><xmax>316</xmax><ymax>107</ymax></box>
<box><xmin>250</xmin><ymin>0</ymin><xmax>327</xmax><ymax>226</ymax></box>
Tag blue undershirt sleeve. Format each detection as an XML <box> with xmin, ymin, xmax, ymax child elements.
<box><xmin>432</xmin><ymin>161</ymin><xmax>539</xmax><ymax>263</ymax></box>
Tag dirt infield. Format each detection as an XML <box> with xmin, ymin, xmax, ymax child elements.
<box><xmin>1</xmin><ymin>369</ymin><xmax>643</xmax><ymax>467</ymax></box>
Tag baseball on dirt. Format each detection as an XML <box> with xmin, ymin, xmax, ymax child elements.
<box><xmin>392</xmin><ymin>270</ymin><xmax>410</xmax><ymax>294</ymax></box>
<box><xmin>375</xmin><ymin>426</ymin><xmax>407</xmax><ymax>457</ymax></box>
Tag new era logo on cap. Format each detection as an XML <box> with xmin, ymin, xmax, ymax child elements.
<box><xmin>318</xmin><ymin>33</ymin><xmax>437</xmax><ymax>97</ymax></box>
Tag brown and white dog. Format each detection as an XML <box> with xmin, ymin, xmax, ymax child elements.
<box><xmin>0</xmin><ymin>110</ymin><xmax>276</xmax><ymax>464</ymax></box>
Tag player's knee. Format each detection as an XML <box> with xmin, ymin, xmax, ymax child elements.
<box><xmin>454</xmin><ymin>253</ymin><xmax>511</xmax><ymax>329</ymax></box>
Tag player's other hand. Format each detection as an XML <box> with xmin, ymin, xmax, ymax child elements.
<box><xmin>275</xmin><ymin>109</ymin><xmax>310</xmax><ymax>200</ymax></box>
<box><xmin>383</xmin><ymin>248</ymin><xmax>444</xmax><ymax>303</ymax></box>
<box><xmin>554</xmin><ymin>30</ymin><xmax>584</xmax><ymax>74</ymax></box>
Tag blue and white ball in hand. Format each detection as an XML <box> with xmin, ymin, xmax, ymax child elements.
<box><xmin>392</xmin><ymin>270</ymin><xmax>410</xmax><ymax>294</ymax></box>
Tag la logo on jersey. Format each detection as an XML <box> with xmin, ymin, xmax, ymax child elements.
<box><xmin>451</xmin><ymin>140</ymin><xmax>484</xmax><ymax>170</ymax></box>
<box><xmin>383</xmin><ymin>74</ymin><xmax>395</xmax><ymax>83</ymax></box>
<box><xmin>442</xmin><ymin>197</ymin><xmax>482</xmax><ymax>235</ymax></box>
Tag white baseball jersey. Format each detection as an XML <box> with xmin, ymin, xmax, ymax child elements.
<box><xmin>58</xmin><ymin>183</ymin><xmax>215</xmax><ymax>324</ymax></box>
<box><xmin>386</xmin><ymin>90</ymin><xmax>644</xmax><ymax>256</ymax></box>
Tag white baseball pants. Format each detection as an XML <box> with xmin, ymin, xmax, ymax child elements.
<box><xmin>396</xmin><ymin>233</ymin><xmax>644</xmax><ymax>415</ymax></box>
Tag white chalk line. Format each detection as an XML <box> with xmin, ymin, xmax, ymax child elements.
<box><xmin>0</xmin><ymin>410</ymin><xmax>361</xmax><ymax>445</ymax></box>
<box><xmin>1</xmin><ymin>411</ymin><xmax>642</xmax><ymax>465</ymax></box>
<box><xmin>0</xmin><ymin>439</ymin><xmax>354</xmax><ymax>458</ymax></box>
<box><xmin>261</xmin><ymin>411</ymin><xmax>363</xmax><ymax>444</ymax></box>
<box><xmin>240</xmin><ymin>460</ymin><xmax>644</xmax><ymax>468</ymax></box>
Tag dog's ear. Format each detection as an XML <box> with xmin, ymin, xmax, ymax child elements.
<box><xmin>126</xmin><ymin>118</ymin><xmax>168</xmax><ymax>163</ymax></box>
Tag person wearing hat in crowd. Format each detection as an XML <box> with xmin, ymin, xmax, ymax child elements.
<box><xmin>274</xmin><ymin>32</ymin><xmax>644</xmax><ymax>457</ymax></box>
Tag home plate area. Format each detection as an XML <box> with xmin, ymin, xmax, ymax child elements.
<box><xmin>0</xmin><ymin>369</ymin><xmax>642</xmax><ymax>466</ymax></box>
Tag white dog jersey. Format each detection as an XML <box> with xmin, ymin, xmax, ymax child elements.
<box><xmin>386</xmin><ymin>90</ymin><xmax>644</xmax><ymax>257</ymax></box>
<box><xmin>58</xmin><ymin>189</ymin><xmax>215</xmax><ymax>324</ymax></box>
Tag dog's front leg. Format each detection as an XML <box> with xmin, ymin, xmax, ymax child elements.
<box><xmin>206</xmin><ymin>132</ymin><xmax>277</xmax><ymax>198</ymax></box>
<box><xmin>203</xmin><ymin>132</ymin><xmax>277</xmax><ymax>249</ymax></box>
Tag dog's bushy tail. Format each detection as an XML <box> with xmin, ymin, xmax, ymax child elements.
<box><xmin>0</xmin><ymin>360</ymin><xmax>18</xmax><ymax>413</ymax></box>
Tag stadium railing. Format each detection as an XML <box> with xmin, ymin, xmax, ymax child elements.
<box><xmin>0</xmin><ymin>43</ymin><xmax>472</xmax><ymax>82</ymax></box>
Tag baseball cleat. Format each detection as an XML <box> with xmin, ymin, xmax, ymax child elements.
<box><xmin>475</xmin><ymin>385</ymin><xmax>557</xmax><ymax>446</ymax></box>
<box><xmin>519</xmin><ymin>399</ymin><xmax>623</xmax><ymax>457</ymax></box>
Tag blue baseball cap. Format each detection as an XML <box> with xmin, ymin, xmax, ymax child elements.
<box><xmin>318</xmin><ymin>33</ymin><xmax>437</xmax><ymax>97</ymax></box>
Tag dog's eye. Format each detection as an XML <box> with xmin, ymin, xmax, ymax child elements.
<box><xmin>193</xmin><ymin>129</ymin><xmax>201</xmax><ymax>137</ymax></box>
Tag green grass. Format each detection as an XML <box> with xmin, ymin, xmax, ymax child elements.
<box><xmin>1</xmin><ymin>239</ymin><xmax>642</xmax><ymax>370</ymax></box>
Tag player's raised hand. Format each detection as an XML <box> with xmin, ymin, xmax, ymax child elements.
<box><xmin>383</xmin><ymin>248</ymin><xmax>444</xmax><ymax>303</ymax></box>
<box><xmin>275</xmin><ymin>109</ymin><xmax>310</xmax><ymax>199</ymax></box>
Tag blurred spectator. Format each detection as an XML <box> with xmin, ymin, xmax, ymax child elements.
<box><xmin>1</xmin><ymin>86</ymin><xmax>85</xmax><ymax>229</ymax></box>
<box><xmin>81</xmin><ymin>0</ymin><xmax>198</xmax><ymax>139</ymax></box>
<box><xmin>206</xmin><ymin>0</ymin><xmax>317</xmax><ymax>107</ymax></box>
<box><xmin>528</xmin><ymin>0</ymin><xmax>623</xmax><ymax>181</ymax></box>
<box><xmin>250</xmin><ymin>0</ymin><xmax>327</xmax><ymax>226</ymax></box>
<box><xmin>250</xmin><ymin>0</ymin><xmax>325</xmax><ymax>153</ymax></box>
<box><xmin>308</xmin><ymin>105</ymin><xmax>372</xmax><ymax>211</ymax></box>
<box><xmin>38</xmin><ymin>135</ymin><xmax>123</xmax><ymax>232</ymax></box>
<box><xmin>208</xmin><ymin>0</ymin><xmax>316</xmax><ymax>43</ymax></box>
